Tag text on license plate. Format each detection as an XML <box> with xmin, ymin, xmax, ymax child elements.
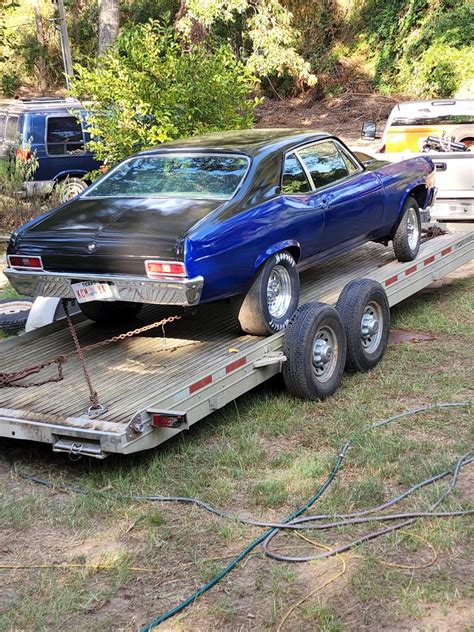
<box><xmin>72</xmin><ymin>281</ymin><xmax>115</xmax><ymax>303</ymax></box>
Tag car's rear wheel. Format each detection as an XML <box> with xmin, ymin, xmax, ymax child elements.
<box><xmin>0</xmin><ymin>298</ymin><xmax>34</xmax><ymax>335</ymax></box>
<box><xmin>392</xmin><ymin>196</ymin><xmax>421</xmax><ymax>262</ymax></box>
<box><xmin>78</xmin><ymin>300</ymin><xmax>142</xmax><ymax>324</ymax></box>
<box><xmin>235</xmin><ymin>250</ymin><xmax>299</xmax><ymax>335</ymax></box>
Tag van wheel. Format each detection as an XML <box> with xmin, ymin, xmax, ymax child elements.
<box><xmin>79</xmin><ymin>301</ymin><xmax>142</xmax><ymax>324</ymax></box>
<box><xmin>336</xmin><ymin>279</ymin><xmax>390</xmax><ymax>372</ymax></box>
<box><xmin>235</xmin><ymin>251</ymin><xmax>299</xmax><ymax>336</ymax></box>
<box><xmin>283</xmin><ymin>302</ymin><xmax>346</xmax><ymax>400</ymax></box>
<box><xmin>57</xmin><ymin>177</ymin><xmax>88</xmax><ymax>202</ymax></box>
<box><xmin>392</xmin><ymin>196</ymin><xmax>421</xmax><ymax>262</ymax></box>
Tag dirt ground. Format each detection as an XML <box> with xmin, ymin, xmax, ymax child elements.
<box><xmin>255</xmin><ymin>92</ymin><xmax>403</xmax><ymax>145</ymax></box>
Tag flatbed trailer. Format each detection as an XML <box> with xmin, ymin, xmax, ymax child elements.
<box><xmin>1</xmin><ymin>230</ymin><xmax>472</xmax><ymax>458</ymax></box>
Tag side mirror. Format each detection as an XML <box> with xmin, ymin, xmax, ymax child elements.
<box><xmin>361</xmin><ymin>121</ymin><xmax>377</xmax><ymax>141</ymax></box>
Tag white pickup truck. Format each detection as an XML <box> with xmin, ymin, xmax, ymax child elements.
<box><xmin>359</xmin><ymin>99</ymin><xmax>474</xmax><ymax>222</ymax></box>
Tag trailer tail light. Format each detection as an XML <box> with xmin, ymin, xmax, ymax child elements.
<box><xmin>151</xmin><ymin>413</ymin><xmax>186</xmax><ymax>428</ymax></box>
<box><xmin>8</xmin><ymin>255</ymin><xmax>43</xmax><ymax>271</ymax></box>
<box><xmin>145</xmin><ymin>260</ymin><xmax>186</xmax><ymax>279</ymax></box>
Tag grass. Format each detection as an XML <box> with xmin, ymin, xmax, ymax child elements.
<box><xmin>0</xmin><ymin>273</ymin><xmax>472</xmax><ymax>631</ymax></box>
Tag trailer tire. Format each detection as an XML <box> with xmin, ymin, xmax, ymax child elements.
<box><xmin>283</xmin><ymin>302</ymin><xmax>346</xmax><ymax>400</ymax></box>
<box><xmin>392</xmin><ymin>196</ymin><xmax>421</xmax><ymax>262</ymax></box>
<box><xmin>0</xmin><ymin>298</ymin><xmax>34</xmax><ymax>335</ymax></box>
<box><xmin>236</xmin><ymin>250</ymin><xmax>299</xmax><ymax>335</ymax></box>
<box><xmin>336</xmin><ymin>279</ymin><xmax>390</xmax><ymax>372</ymax></box>
<box><xmin>78</xmin><ymin>300</ymin><xmax>142</xmax><ymax>324</ymax></box>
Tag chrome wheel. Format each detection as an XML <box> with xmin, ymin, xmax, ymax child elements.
<box><xmin>360</xmin><ymin>300</ymin><xmax>383</xmax><ymax>353</ymax></box>
<box><xmin>267</xmin><ymin>265</ymin><xmax>292</xmax><ymax>319</ymax></box>
<box><xmin>312</xmin><ymin>325</ymin><xmax>338</xmax><ymax>382</ymax></box>
<box><xmin>406</xmin><ymin>207</ymin><xmax>419</xmax><ymax>250</ymax></box>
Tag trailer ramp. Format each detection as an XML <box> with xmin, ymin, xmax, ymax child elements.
<box><xmin>1</xmin><ymin>231</ymin><xmax>472</xmax><ymax>457</ymax></box>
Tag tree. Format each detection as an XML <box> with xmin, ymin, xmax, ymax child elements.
<box><xmin>176</xmin><ymin>0</ymin><xmax>317</xmax><ymax>88</ymax></box>
<box><xmin>98</xmin><ymin>0</ymin><xmax>120</xmax><ymax>52</ymax></box>
<box><xmin>71</xmin><ymin>21</ymin><xmax>260</xmax><ymax>165</ymax></box>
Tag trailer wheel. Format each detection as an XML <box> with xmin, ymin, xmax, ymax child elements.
<box><xmin>336</xmin><ymin>279</ymin><xmax>390</xmax><ymax>372</ymax></box>
<box><xmin>236</xmin><ymin>250</ymin><xmax>299</xmax><ymax>335</ymax></box>
<box><xmin>0</xmin><ymin>298</ymin><xmax>34</xmax><ymax>335</ymax></box>
<box><xmin>78</xmin><ymin>300</ymin><xmax>142</xmax><ymax>324</ymax></box>
<box><xmin>283</xmin><ymin>302</ymin><xmax>346</xmax><ymax>400</ymax></box>
<box><xmin>392</xmin><ymin>196</ymin><xmax>421</xmax><ymax>262</ymax></box>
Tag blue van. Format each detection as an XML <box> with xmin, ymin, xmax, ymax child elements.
<box><xmin>0</xmin><ymin>97</ymin><xmax>100</xmax><ymax>199</ymax></box>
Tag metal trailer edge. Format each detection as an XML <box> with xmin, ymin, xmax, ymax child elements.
<box><xmin>0</xmin><ymin>230</ymin><xmax>472</xmax><ymax>458</ymax></box>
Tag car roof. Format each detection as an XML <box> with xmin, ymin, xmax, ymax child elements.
<box><xmin>0</xmin><ymin>97</ymin><xmax>85</xmax><ymax>114</ymax></box>
<box><xmin>139</xmin><ymin>128</ymin><xmax>332</xmax><ymax>158</ymax></box>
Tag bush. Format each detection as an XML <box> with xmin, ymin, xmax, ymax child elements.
<box><xmin>70</xmin><ymin>21</ymin><xmax>260</xmax><ymax>165</ymax></box>
<box><xmin>348</xmin><ymin>0</ymin><xmax>474</xmax><ymax>97</ymax></box>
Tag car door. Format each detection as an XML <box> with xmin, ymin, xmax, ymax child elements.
<box><xmin>296</xmin><ymin>140</ymin><xmax>385</xmax><ymax>253</ymax></box>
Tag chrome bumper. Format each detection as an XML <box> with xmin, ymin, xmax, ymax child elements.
<box><xmin>4</xmin><ymin>268</ymin><xmax>204</xmax><ymax>306</ymax></box>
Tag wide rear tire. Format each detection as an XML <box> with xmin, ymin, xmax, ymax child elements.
<box><xmin>283</xmin><ymin>302</ymin><xmax>346</xmax><ymax>400</ymax></box>
<box><xmin>235</xmin><ymin>251</ymin><xmax>299</xmax><ymax>336</ymax></box>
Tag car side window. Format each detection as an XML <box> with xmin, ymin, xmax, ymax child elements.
<box><xmin>46</xmin><ymin>116</ymin><xmax>85</xmax><ymax>156</ymax></box>
<box><xmin>298</xmin><ymin>141</ymin><xmax>349</xmax><ymax>189</ymax></box>
<box><xmin>281</xmin><ymin>152</ymin><xmax>312</xmax><ymax>194</ymax></box>
<box><xmin>338</xmin><ymin>146</ymin><xmax>360</xmax><ymax>175</ymax></box>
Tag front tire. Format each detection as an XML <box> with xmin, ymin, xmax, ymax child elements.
<box><xmin>78</xmin><ymin>300</ymin><xmax>142</xmax><ymax>324</ymax></box>
<box><xmin>235</xmin><ymin>251</ymin><xmax>299</xmax><ymax>336</ymax></box>
<box><xmin>283</xmin><ymin>302</ymin><xmax>346</xmax><ymax>400</ymax></box>
<box><xmin>392</xmin><ymin>196</ymin><xmax>421</xmax><ymax>262</ymax></box>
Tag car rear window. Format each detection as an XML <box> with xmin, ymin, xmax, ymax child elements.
<box><xmin>392</xmin><ymin>115</ymin><xmax>474</xmax><ymax>126</ymax></box>
<box><xmin>5</xmin><ymin>115</ymin><xmax>19</xmax><ymax>142</ymax></box>
<box><xmin>298</xmin><ymin>141</ymin><xmax>349</xmax><ymax>189</ymax></box>
<box><xmin>46</xmin><ymin>116</ymin><xmax>85</xmax><ymax>155</ymax></box>
<box><xmin>84</xmin><ymin>154</ymin><xmax>250</xmax><ymax>199</ymax></box>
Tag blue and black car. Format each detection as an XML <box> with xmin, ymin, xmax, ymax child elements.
<box><xmin>0</xmin><ymin>96</ymin><xmax>100</xmax><ymax>199</ymax></box>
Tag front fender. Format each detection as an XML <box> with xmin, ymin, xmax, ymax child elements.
<box><xmin>254</xmin><ymin>240</ymin><xmax>301</xmax><ymax>270</ymax></box>
<box><xmin>53</xmin><ymin>169</ymin><xmax>89</xmax><ymax>182</ymax></box>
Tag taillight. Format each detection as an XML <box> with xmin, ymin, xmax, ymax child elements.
<box><xmin>16</xmin><ymin>148</ymin><xmax>32</xmax><ymax>162</ymax></box>
<box><xmin>8</xmin><ymin>255</ymin><xmax>43</xmax><ymax>271</ymax></box>
<box><xmin>145</xmin><ymin>260</ymin><xmax>186</xmax><ymax>278</ymax></box>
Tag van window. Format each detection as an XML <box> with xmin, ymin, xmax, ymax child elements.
<box><xmin>46</xmin><ymin>116</ymin><xmax>85</xmax><ymax>156</ymax></box>
<box><xmin>5</xmin><ymin>115</ymin><xmax>19</xmax><ymax>142</ymax></box>
<box><xmin>0</xmin><ymin>113</ymin><xmax>6</xmax><ymax>141</ymax></box>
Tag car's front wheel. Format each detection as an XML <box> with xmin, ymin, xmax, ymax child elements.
<box><xmin>392</xmin><ymin>196</ymin><xmax>421</xmax><ymax>262</ymax></box>
<box><xmin>235</xmin><ymin>250</ymin><xmax>300</xmax><ymax>335</ymax></box>
<box><xmin>78</xmin><ymin>300</ymin><xmax>142</xmax><ymax>324</ymax></box>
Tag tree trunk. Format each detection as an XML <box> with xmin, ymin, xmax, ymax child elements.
<box><xmin>98</xmin><ymin>0</ymin><xmax>120</xmax><ymax>53</ymax></box>
<box><xmin>32</xmin><ymin>0</ymin><xmax>47</xmax><ymax>92</ymax></box>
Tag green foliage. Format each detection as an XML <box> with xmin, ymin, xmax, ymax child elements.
<box><xmin>349</xmin><ymin>0</ymin><xmax>474</xmax><ymax>97</ymax></box>
<box><xmin>70</xmin><ymin>21</ymin><xmax>259</xmax><ymax>165</ymax></box>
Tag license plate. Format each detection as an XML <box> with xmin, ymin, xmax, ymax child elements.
<box><xmin>72</xmin><ymin>281</ymin><xmax>115</xmax><ymax>303</ymax></box>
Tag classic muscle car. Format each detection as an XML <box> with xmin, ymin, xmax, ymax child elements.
<box><xmin>5</xmin><ymin>129</ymin><xmax>436</xmax><ymax>335</ymax></box>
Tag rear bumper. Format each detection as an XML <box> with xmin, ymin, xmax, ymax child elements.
<box><xmin>4</xmin><ymin>268</ymin><xmax>204</xmax><ymax>306</ymax></box>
